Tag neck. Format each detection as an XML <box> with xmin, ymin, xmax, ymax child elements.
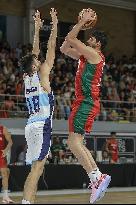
<box><xmin>94</xmin><ymin>47</ymin><xmax>101</xmax><ymax>53</ymax></box>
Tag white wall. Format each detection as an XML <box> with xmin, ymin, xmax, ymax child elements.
<box><xmin>0</xmin><ymin>119</ymin><xmax>136</xmax><ymax>135</ymax></box>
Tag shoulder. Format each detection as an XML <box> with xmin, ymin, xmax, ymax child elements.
<box><xmin>40</xmin><ymin>62</ymin><xmax>50</xmax><ymax>74</ymax></box>
<box><xmin>87</xmin><ymin>47</ymin><xmax>103</xmax><ymax>64</ymax></box>
<box><xmin>87</xmin><ymin>46</ymin><xmax>99</xmax><ymax>55</ymax></box>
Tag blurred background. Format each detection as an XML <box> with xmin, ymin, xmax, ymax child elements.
<box><xmin>0</xmin><ymin>0</ymin><xmax>136</xmax><ymax>192</ymax></box>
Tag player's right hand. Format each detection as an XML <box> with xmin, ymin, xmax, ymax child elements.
<box><xmin>33</xmin><ymin>10</ymin><xmax>44</xmax><ymax>30</ymax></box>
<box><xmin>81</xmin><ymin>9</ymin><xmax>96</xmax><ymax>23</ymax></box>
<box><xmin>50</xmin><ymin>8</ymin><xmax>58</xmax><ymax>26</ymax></box>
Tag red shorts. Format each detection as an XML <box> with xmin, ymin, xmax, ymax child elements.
<box><xmin>69</xmin><ymin>98</ymin><xmax>100</xmax><ymax>135</ymax></box>
<box><xmin>0</xmin><ymin>156</ymin><xmax>7</xmax><ymax>168</ymax></box>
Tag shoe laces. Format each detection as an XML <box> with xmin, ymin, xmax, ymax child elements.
<box><xmin>88</xmin><ymin>174</ymin><xmax>104</xmax><ymax>190</ymax></box>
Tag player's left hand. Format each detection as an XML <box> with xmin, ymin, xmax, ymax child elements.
<box><xmin>50</xmin><ymin>8</ymin><xmax>58</xmax><ymax>26</ymax></box>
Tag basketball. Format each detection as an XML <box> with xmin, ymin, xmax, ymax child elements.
<box><xmin>78</xmin><ymin>9</ymin><xmax>97</xmax><ymax>30</ymax></box>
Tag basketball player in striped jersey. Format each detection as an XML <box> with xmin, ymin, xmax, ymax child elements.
<box><xmin>0</xmin><ymin>125</ymin><xmax>13</xmax><ymax>204</ymax></box>
<box><xmin>19</xmin><ymin>9</ymin><xmax>58</xmax><ymax>204</ymax></box>
<box><xmin>60</xmin><ymin>9</ymin><xmax>111</xmax><ymax>203</ymax></box>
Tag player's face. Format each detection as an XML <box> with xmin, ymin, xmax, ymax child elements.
<box><xmin>87</xmin><ymin>36</ymin><xmax>97</xmax><ymax>48</ymax></box>
<box><xmin>32</xmin><ymin>57</ymin><xmax>41</xmax><ymax>72</ymax></box>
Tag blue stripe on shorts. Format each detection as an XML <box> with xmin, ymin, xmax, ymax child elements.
<box><xmin>38</xmin><ymin>118</ymin><xmax>52</xmax><ymax>161</ymax></box>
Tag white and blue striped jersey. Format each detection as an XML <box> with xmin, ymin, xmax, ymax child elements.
<box><xmin>24</xmin><ymin>72</ymin><xmax>54</xmax><ymax>124</ymax></box>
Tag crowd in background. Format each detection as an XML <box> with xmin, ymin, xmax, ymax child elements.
<box><xmin>14</xmin><ymin>137</ymin><xmax>107</xmax><ymax>165</ymax></box>
<box><xmin>0</xmin><ymin>40</ymin><xmax>136</xmax><ymax>121</ymax></box>
<box><xmin>15</xmin><ymin>133</ymin><xmax>125</xmax><ymax>165</ymax></box>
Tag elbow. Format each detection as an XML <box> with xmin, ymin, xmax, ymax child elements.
<box><xmin>60</xmin><ymin>45</ymin><xmax>68</xmax><ymax>55</ymax></box>
<box><xmin>60</xmin><ymin>46</ymin><xmax>65</xmax><ymax>54</ymax></box>
<box><xmin>66</xmin><ymin>36</ymin><xmax>75</xmax><ymax>43</ymax></box>
<box><xmin>65</xmin><ymin>36</ymin><xmax>71</xmax><ymax>43</ymax></box>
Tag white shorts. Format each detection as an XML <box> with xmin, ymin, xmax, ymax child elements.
<box><xmin>25</xmin><ymin>119</ymin><xmax>51</xmax><ymax>165</ymax></box>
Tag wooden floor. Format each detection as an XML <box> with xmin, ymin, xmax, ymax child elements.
<box><xmin>1</xmin><ymin>192</ymin><xmax>136</xmax><ymax>204</ymax></box>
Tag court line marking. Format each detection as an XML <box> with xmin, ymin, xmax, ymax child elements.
<box><xmin>0</xmin><ymin>187</ymin><xmax>136</xmax><ymax>197</ymax></box>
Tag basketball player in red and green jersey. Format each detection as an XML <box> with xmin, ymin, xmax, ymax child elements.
<box><xmin>60</xmin><ymin>9</ymin><xmax>111</xmax><ymax>203</ymax></box>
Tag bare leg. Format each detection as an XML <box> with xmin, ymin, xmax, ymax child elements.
<box><xmin>1</xmin><ymin>168</ymin><xmax>9</xmax><ymax>191</ymax></box>
<box><xmin>23</xmin><ymin>158</ymin><xmax>46</xmax><ymax>203</ymax></box>
<box><xmin>31</xmin><ymin>186</ymin><xmax>38</xmax><ymax>204</ymax></box>
<box><xmin>1</xmin><ymin>168</ymin><xmax>13</xmax><ymax>202</ymax></box>
<box><xmin>82</xmin><ymin>146</ymin><xmax>97</xmax><ymax>170</ymax></box>
<box><xmin>68</xmin><ymin>132</ymin><xmax>94</xmax><ymax>174</ymax></box>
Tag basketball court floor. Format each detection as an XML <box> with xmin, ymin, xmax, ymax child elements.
<box><xmin>0</xmin><ymin>187</ymin><xmax>136</xmax><ymax>204</ymax></box>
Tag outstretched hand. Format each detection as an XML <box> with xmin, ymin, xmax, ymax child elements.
<box><xmin>33</xmin><ymin>10</ymin><xmax>44</xmax><ymax>30</ymax></box>
<box><xmin>50</xmin><ymin>8</ymin><xmax>58</xmax><ymax>26</ymax></box>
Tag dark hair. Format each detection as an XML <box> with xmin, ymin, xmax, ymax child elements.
<box><xmin>19</xmin><ymin>54</ymin><xmax>37</xmax><ymax>74</ymax></box>
<box><xmin>91</xmin><ymin>30</ymin><xmax>108</xmax><ymax>50</ymax></box>
<box><xmin>111</xmin><ymin>132</ymin><xmax>116</xmax><ymax>135</ymax></box>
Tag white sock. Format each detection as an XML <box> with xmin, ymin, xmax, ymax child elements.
<box><xmin>3</xmin><ymin>190</ymin><xmax>9</xmax><ymax>199</ymax></box>
<box><xmin>88</xmin><ymin>168</ymin><xmax>102</xmax><ymax>183</ymax></box>
<box><xmin>22</xmin><ymin>199</ymin><xmax>31</xmax><ymax>204</ymax></box>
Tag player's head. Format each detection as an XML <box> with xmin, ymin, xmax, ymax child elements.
<box><xmin>111</xmin><ymin>132</ymin><xmax>116</xmax><ymax>138</ymax></box>
<box><xmin>19</xmin><ymin>54</ymin><xmax>41</xmax><ymax>75</ymax></box>
<box><xmin>87</xmin><ymin>30</ymin><xmax>108</xmax><ymax>51</ymax></box>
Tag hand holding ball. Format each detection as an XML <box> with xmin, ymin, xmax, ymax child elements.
<box><xmin>78</xmin><ymin>8</ymin><xmax>97</xmax><ymax>30</ymax></box>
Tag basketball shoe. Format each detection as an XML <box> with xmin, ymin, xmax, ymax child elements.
<box><xmin>89</xmin><ymin>174</ymin><xmax>111</xmax><ymax>204</ymax></box>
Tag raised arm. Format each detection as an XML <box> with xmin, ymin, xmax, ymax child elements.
<box><xmin>65</xmin><ymin>9</ymin><xmax>101</xmax><ymax>63</ymax></box>
<box><xmin>60</xmin><ymin>39</ymin><xmax>81</xmax><ymax>60</ymax></box>
<box><xmin>41</xmin><ymin>8</ymin><xmax>58</xmax><ymax>76</ymax></box>
<box><xmin>32</xmin><ymin>10</ymin><xmax>44</xmax><ymax>57</ymax></box>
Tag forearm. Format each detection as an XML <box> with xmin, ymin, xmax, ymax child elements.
<box><xmin>46</xmin><ymin>23</ymin><xmax>57</xmax><ymax>66</ymax></box>
<box><xmin>48</xmin><ymin>23</ymin><xmax>57</xmax><ymax>49</ymax></box>
<box><xmin>66</xmin><ymin>20</ymin><xmax>84</xmax><ymax>40</ymax></box>
<box><xmin>41</xmin><ymin>9</ymin><xmax>58</xmax><ymax>76</ymax></box>
<box><xmin>60</xmin><ymin>39</ymin><xmax>81</xmax><ymax>60</ymax></box>
<box><xmin>32</xmin><ymin>29</ymin><xmax>40</xmax><ymax>57</ymax></box>
<box><xmin>43</xmin><ymin>23</ymin><xmax>57</xmax><ymax>74</ymax></box>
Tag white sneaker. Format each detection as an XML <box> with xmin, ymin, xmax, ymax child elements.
<box><xmin>89</xmin><ymin>174</ymin><xmax>111</xmax><ymax>204</ymax></box>
<box><xmin>22</xmin><ymin>199</ymin><xmax>31</xmax><ymax>204</ymax></box>
<box><xmin>97</xmin><ymin>174</ymin><xmax>111</xmax><ymax>202</ymax></box>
